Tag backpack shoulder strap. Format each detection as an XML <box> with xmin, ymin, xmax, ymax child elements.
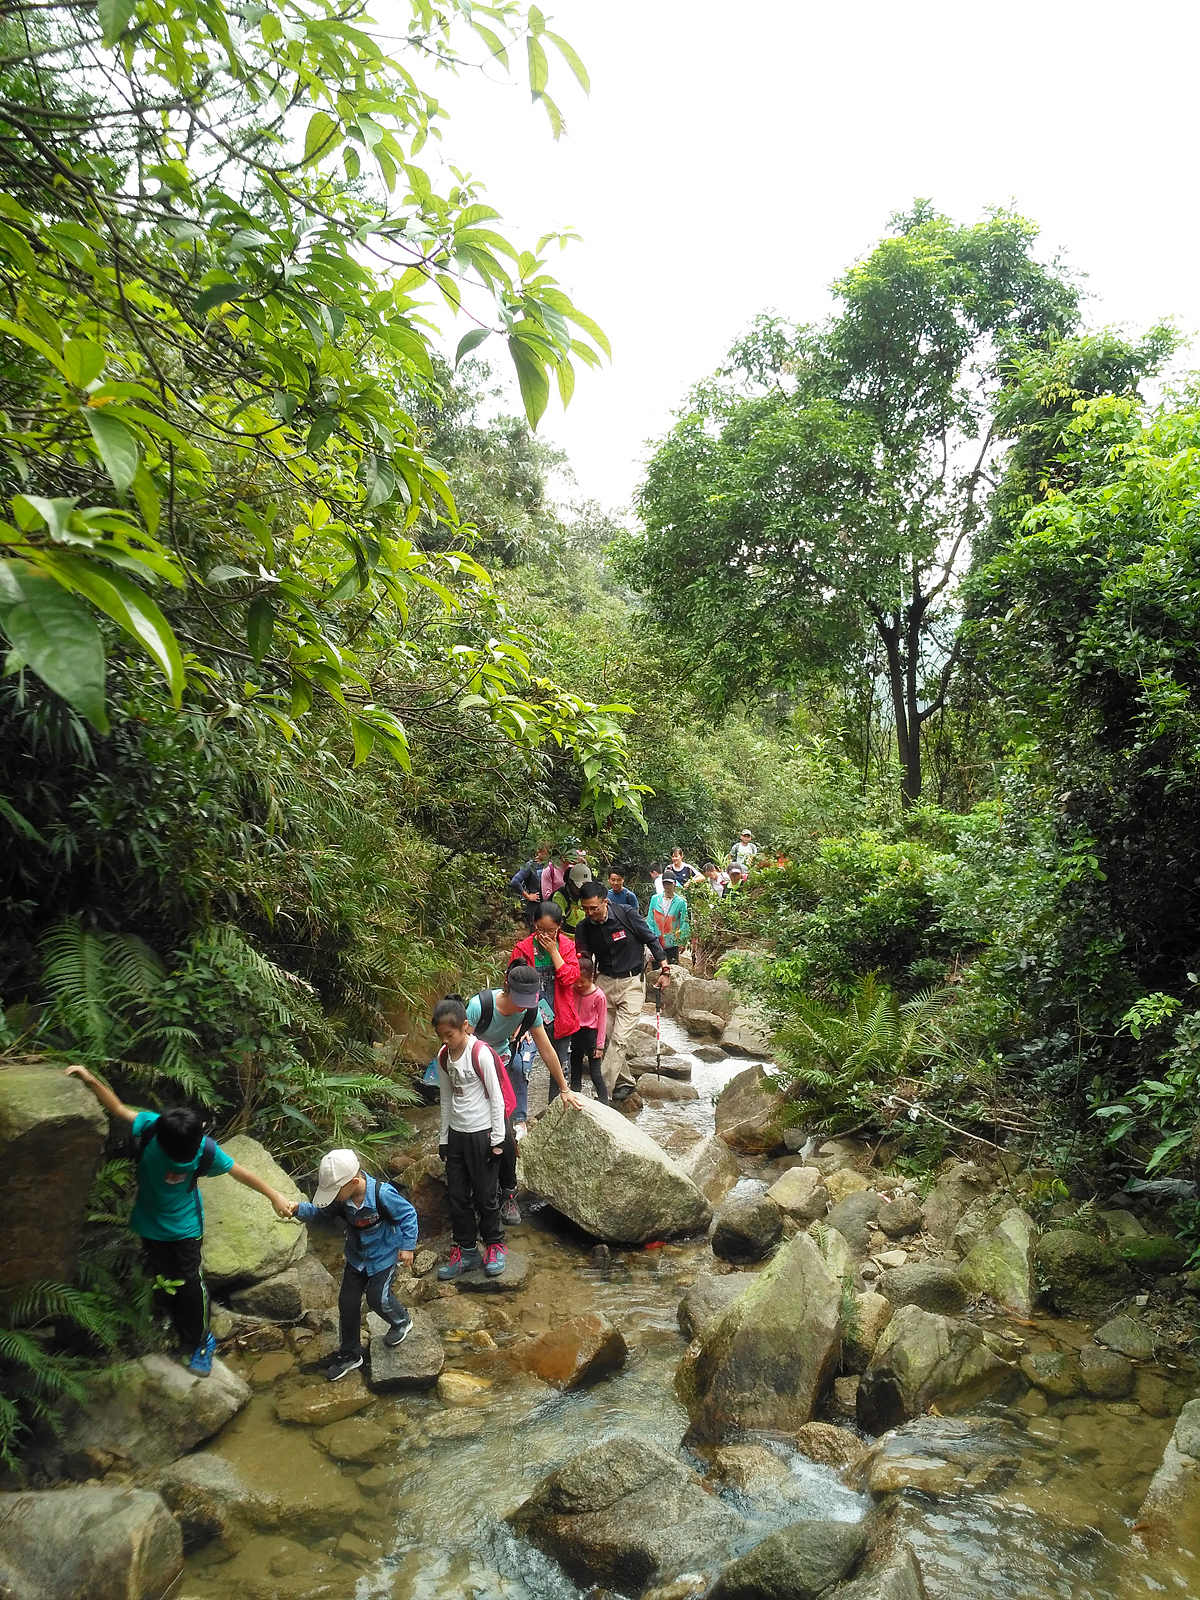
<box><xmin>134</xmin><ymin>1119</ymin><xmax>156</xmax><ymax>1158</ymax></box>
<box><xmin>189</xmin><ymin>1136</ymin><xmax>218</xmax><ymax>1189</ymax></box>
<box><xmin>476</xmin><ymin>988</ymin><xmax>494</xmax><ymax>1032</ymax></box>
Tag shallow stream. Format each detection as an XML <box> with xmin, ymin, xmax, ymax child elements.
<box><xmin>178</xmin><ymin>1017</ymin><xmax>1200</xmax><ymax>1600</ymax></box>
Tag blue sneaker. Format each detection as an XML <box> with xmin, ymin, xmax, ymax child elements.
<box><xmin>188</xmin><ymin>1332</ymin><xmax>216</xmax><ymax>1376</ymax></box>
<box><xmin>483</xmin><ymin>1242</ymin><xmax>507</xmax><ymax>1278</ymax></box>
<box><xmin>437</xmin><ymin>1245</ymin><xmax>483</xmax><ymax>1280</ymax></box>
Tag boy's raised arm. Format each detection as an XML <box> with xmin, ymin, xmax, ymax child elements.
<box><xmin>64</xmin><ymin>1064</ymin><xmax>137</xmax><ymax>1124</ymax></box>
<box><xmin>229</xmin><ymin>1161</ymin><xmax>296</xmax><ymax>1220</ymax></box>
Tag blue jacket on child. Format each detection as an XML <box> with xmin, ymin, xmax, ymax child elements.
<box><xmin>295</xmin><ymin>1176</ymin><xmax>418</xmax><ymax>1275</ymax></box>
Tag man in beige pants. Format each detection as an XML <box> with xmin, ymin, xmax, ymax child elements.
<box><xmin>575</xmin><ymin>882</ymin><xmax>671</xmax><ymax>1101</ymax></box>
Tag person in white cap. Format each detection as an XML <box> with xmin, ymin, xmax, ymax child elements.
<box><xmin>290</xmin><ymin>1148</ymin><xmax>418</xmax><ymax>1382</ymax></box>
<box><xmin>729</xmin><ymin>829</ymin><xmax>758</xmax><ymax>872</ymax></box>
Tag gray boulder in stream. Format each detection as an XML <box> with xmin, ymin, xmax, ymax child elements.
<box><xmin>857</xmin><ymin>1305</ymin><xmax>1013</xmax><ymax>1432</ymax></box>
<box><xmin>709</xmin><ymin>1519</ymin><xmax>866</xmax><ymax>1600</ymax></box>
<box><xmin>712</xmin><ymin>1191</ymin><xmax>783</xmax><ymax>1263</ymax></box>
<box><xmin>0</xmin><ymin>1485</ymin><xmax>183</xmax><ymax>1600</ymax></box>
<box><xmin>508</xmin><ymin>1433</ymin><xmax>743</xmax><ymax>1594</ymax></box>
<box><xmin>677</xmin><ymin>1231</ymin><xmax>841</xmax><ymax>1443</ymax></box>
<box><xmin>674</xmin><ymin>1134</ymin><xmax>740</xmax><ymax>1205</ymax></box>
<box><xmin>517</xmin><ymin>1098</ymin><xmax>711</xmax><ymax>1243</ymax></box>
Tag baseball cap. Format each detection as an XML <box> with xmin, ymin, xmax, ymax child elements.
<box><xmin>567</xmin><ymin>861</ymin><xmax>590</xmax><ymax>890</ymax></box>
<box><xmin>740</xmin><ymin>828</ymin><xmax>753</xmax><ymax>838</ymax></box>
<box><xmin>313</xmin><ymin>1147</ymin><xmax>359</xmax><ymax>1206</ymax></box>
<box><xmin>505</xmin><ymin>966</ymin><xmax>541</xmax><ymax>1008</ymax></box>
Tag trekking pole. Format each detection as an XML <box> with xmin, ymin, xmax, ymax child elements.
<box><xmin>655</xmin><ymin>984</ymin><xmax>662</xmax><ymax>1082</ymax></box>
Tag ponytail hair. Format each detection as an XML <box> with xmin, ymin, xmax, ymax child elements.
<box><xmin>432</xmin><ymin>995</ymin><xmax>467</xmax><ymax>1029</ymax></box>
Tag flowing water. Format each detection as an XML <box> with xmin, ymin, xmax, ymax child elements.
<box><xmin>177</xmin><ymin>1017</ymin><xmax>1200</xmax><ymax>1600</ymax></box>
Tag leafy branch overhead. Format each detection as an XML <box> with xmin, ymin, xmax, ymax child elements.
<box><xmin>0</xmin><ymin>0</ymin><xmax>633</xmax><ymax>825</ymax></box>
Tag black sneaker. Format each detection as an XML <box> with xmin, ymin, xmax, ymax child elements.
<box><xmin>325</xmin><ymin>1352</ymin><xmax>364</xmax><ymax>1382</ymax></box>
<box><xmin>384</xmin><ymin>1315</ymin><xmax>413</xmax><ymax>1349</ymax></box>
<box><xmin>611</xmin><ymin>1083</ymin><xmax>635</xmax><ymax>1102</ymax></box>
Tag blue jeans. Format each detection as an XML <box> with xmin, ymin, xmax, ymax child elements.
<box><xmin>510</xmin><ymin>1037</ymin><xmax>536</xmax><ymax>1122</ymax></box>
<box><xmin>546</xmin><ymin>1031</ymin><xmax>574</xmax><ymax>1101</ymax></box>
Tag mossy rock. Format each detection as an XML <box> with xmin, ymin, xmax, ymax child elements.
<box><xmin>1036</xmin><ymin>1228</ymin><xmax>1132</xmax><ymax>1316</ymax></box>
<box><xmin>1116</xmin><ymin>1236</ymin><xmax>1189</xmax><ymax>1275</ymax></box>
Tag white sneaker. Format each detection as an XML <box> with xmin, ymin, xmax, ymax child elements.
<box><xmin>513</xmin><ymin>1121</ymin><xmax>527</xmax><ymax>1142</ymax></box>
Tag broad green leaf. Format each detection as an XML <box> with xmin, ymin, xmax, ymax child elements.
<box><xmin>247</xmin><ymin>594</ymin><xmax>274</xmax><ymax>664</ymax></box>
<box><xmin>194</xmin><ymin>280</ymin><xmax>251</xmax><ymax>317</ymax></box>
<box><xmin>361</xmin><ymin>455</ymin><xmax>396</xmax><ymax>510</ymax></box>
<box><xmin>509</xmin><ymin>336</ymin><xmax>550</xmax><ymax>428</ymax></box>
<box><xmin>207</xmin><ymin>564</ymin><xmax>254</xmax><ymax>582</ymax></box>
<box><xmin>86</xmin><ymin>409</ymin><xmax>139</xmax><ymax>492</ymax></box>
<box><xmin>455</xmin><ymin>327</ymin><xmax>491</xmax><ymax>368</ymax></box>
<box><xmin>46</xmin><ymin>552</ymin><xmax>183</xmax><ymax>704</ymax></box>
<box><xmin>98</xmin><ymin>0</ymin><xmax>138</xmax><ymax>46</ymax></box>
<box><xmin>303</xmin><ymin>110</ymin><xmax>339</xmax><ymax>166</ymax></box>
<box><xmin>556</xmin><ymin>357</ymin><xmax>575</xmax><ymax>407</ymax></box>
<box><xmin>12</xmin><ymin>495</ymin><xmax>77</xmax><ymax>540</ymax></box>
<box><xmin>545</xmin><ymin>31</ymin><xmax>590</xmax><ymax>93</ymax></box>
<box><xmin>526</xmin><ymin>34</ymin><xmax>548</xmax><ymax>94</ymax></box>
<box><xmin>349</xmin><ymin>714</ymin><xmax>374</xmax><ymax>765</ymax></box>
<box><xmin>0</xmin><ymin>560</ymin><xmax>108</xmax><ymax>730</ymax></box>
<box><xmin>0</xmin><ymin>315</ymin><xmax>67</xmax><ymax>376</ymax></box>
<box><xmin>62</xmin><ymin>339</ymin><xmax>106</xmax><ymax>389</ymax></box>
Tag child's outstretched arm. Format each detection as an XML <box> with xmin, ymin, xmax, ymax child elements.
<box><xmin>64</xmin><ymin>1065</ymin><xmax>136</xmax><ymax>1124</ymax></box>
<box><xmin>228</xmin><ymin>1161</ymin><xmax>296</xmax><ymax>1220</ymax></box>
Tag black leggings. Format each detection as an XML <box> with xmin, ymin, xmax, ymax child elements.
<box><xmin>570</xmin><ymin>1026</ymin><xmax>608</xmax><ymax>1101</ymax></box>
<box><xmin>445</xmin><ymin>1125</ymin><xmax>504</xmax><ymax>1248</ymax></box>
<box><xmin>142</xmin><ymin>1235</ymin><xmax>208</xmax><ymax>1349</ymax></box>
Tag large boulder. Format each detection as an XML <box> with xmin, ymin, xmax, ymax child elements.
<box><xmin>630</xmin><ymin>1054</ymin><xmax>693</xmax><ymax>1082</ymax></box>
<box><xmin>721</xmin><ymin>1006</ymin><xmax>775</xmax><ymax>1059</ymax></box>
<box><xmin>636</xmin><ymin>1077</ymin><xmax>700</xmax><ymax>1102</ymax></box>
<box><xmin>920</xmin><ymin>1163</ymin><xmax>992</xmax><ymax>1247</ymax></box>
<box><xmin>1094</xmin><ymin>1313</ymin><xmax>1155</xmax><ymax>1362</ymax></box>
<box><xmin>207</xmin><ymin>1405</ymin><xmax>369</xmax><ymax>1541</ymax></box>
<box><xmin>677</xmin><ymin>1231</ymin><xmax>841</xmax><ymax>1443</ymax></box>
<box><xmin>767</xmin><ymin>1165</ymin><xmax>828</xmax><ymax>1222</ymax></box>
<box><xmin>678</xmin><ymin>975</ymin><xmax>735</xmax><ymax>1026</ymax></box>
<box><xmin>44</xmin><ymin>1354</ymin><xmax>249</xmax><ymax>1473</ymax></box>
<box><xmin>155</xmin><ymin>1454</ymin><xmax>280</xmax><ymax>1550</ymax></box>
<box><xmin>0</xmin><ymin>1485</ymin><xmax>182</xmax><ymax>1600</ymax></box>
<box><xmin>675</xmin><ymin>1134</ymin><xmax>740</xmax><ymax>1205</ymax></box>
<box><xmin>0</xmin><ymin>1061</ymin><xmax>107</xmax><ymax>1296</ymax></box>
<box><xmin>199</xmin><ymin>1134</ymin><xmax>306</xmax><ymax>1288</ymax></box>
<box><xmin>715</xmin><ymin>1064</ymin><xmax>785</xmax><ymax>1154</ymax></box>
<box><xmin>678</xmin><ymin>1273</ymin><xmax>748</xmax><ymax>1340</ymax></box>
<box><xmin>1132</xmin><ymin>1398</ymin><xmax>1200</xmax><ymax>1558</ymax></box>
<box><xmin>511</xmin><ymin>1313</ymin><xmax>627</xmax><ymax>1390</ymax></box>
<box><xmin>517</xmin><ymin>1098</ymin><xmax>711</xmax><ymax>1244</ymax></box>
<box><xmin>956</xmin><ymin>1208</ymin><xmax>1037</xmax><ymax>1316</ymax></box>
<box><xmin>229</xmin><ymin>1266</ymin><xmax>302</xmax><ymax>1321</ymax></box>
<box><xmin>709</xmin><ymin>1519</ymin><xmax>866</xmax><ymax>1600</ymax></box>
<box><xmin>1036</xmin><ymin>1228</ymin><xmax>1133</xmax><ymax>1316</ymax></box>
<box><xmin>876</xmin><ymin>1195</ymin><xmax>923</xmax><ymax>1239</ymax></box>
<box><xmin>508</xmin><ymin>1434</ymin><xmax>743</xmax><ymax>1594</ymax></box>
<box><xmin>879</xmin><ymin>1263</ymin><xmax>966</xmax><ymax>1314</ymax></box>
<box><xmin>826</xmin><ymin>1191</ymin><xmax>881</xmax><ymax>1255</ymax></box>
<box><xmin>832</xmin><ymin>1548</ymin><xmax>926</xmax><ymax>1600</ymax></box>
<box><xmin>712</xmin><ymin>1192</ymin><xmax>783</xmax><ymax>1264</ymax></box>
<box><xmin>843</xmin><ymin>1290</ymin><xmax>894</xmax><ymax>1374</ymax></box>
<box><xmin>857</xmin><ymin>1305</ymin><xmax>1012</xmax><ymax>1433</ymax></box>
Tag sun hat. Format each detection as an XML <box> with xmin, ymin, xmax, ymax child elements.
<box><xmin>313</xmin><ymin>1147</ymin><xmax>359</xmax><ymax>1206</ymax></box>
<box><xmin>505</xmin><ymin>966</ymin><xmax>541</xmax><ymax>1008</ymax></box>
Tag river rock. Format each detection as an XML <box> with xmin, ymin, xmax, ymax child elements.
<box><xmin>876</xmin><ymin>1195</ymin><xmax>923</xmax><ymax>1238</ymax></box>
<box><xmin>229</xmin><ymin>1266</ymin><xmax>302</xmax><ymax>1321</ymax></box>
<box><xmin>1019</xmin><ymin>1350</ymin><xmax>1081</xmax><ymax>1397</ymax></box>
<box><xmin>675</xmin><ymin>1134</ymin><xmax>740</xmax><ymax>1205</ymax></box>
<box><xmin>1131</xmin><ymin>1398</ymin><xmax>1200</xmax><ymax>1556</ymax></box>
<box><xmin>714</xmin><ymin>1064</ymin><xmax>784</xmax><ymax>1154</ymax></box>
<box><xmin>677</xmin><ymin>1231</ymin><xmax>841</xmax><ymax>1443</ymax></box>
<box><xmin>862</xmin><ymin>1416</ymin><xmax>1019</xmax><ymax>1500</ymax></box>
<box><xmin>766</xmin><ymin>1165</ymin><xmax>828</xmax><ymax>1222</ymax></box>
<box><xmin>199</xmin><ymin>1135</ymin><xmax>306</xmax><ymax>1288</ymax></box>
<box><xmin>831</xmin><ymin>1548</ymin><xmax>926</xmax><ymax>1600</ymax></box>
<box><xmin>857</xmin><ymin>1305</ymin><xmax>1012</xmax><ymax>1432</ymax></box>
<box><xmin>720</xmin><ymin>1006</ymin><xmax>775</xmax><ymax>1059</ymax></box>
<box><xmin>314</xmin><ymin>1416</ymin><xmax>390</xmax><ymax>1462</ymax></box>
<box><xmin>793</xmin><ymin>1421</ymin><xmax>870</xmax><ymax>1473</ymax></box>
<box><xmin>1078</xmin><ymin>1343</ymin><xmax>1133</xmax><ymax>1398</ymax></box>
<box><xmin>45</xmin><ymin>1353</ymin><xmax>249</xmax><ymax>1472</ymax></box>
<box><xmin>437</xmin><ymin>1369</ymin><xmax>492</xmax><ymax>1404</ymax></box>
<box><xmin>712</xmin><ymin>1192</ymin><xmax>783</xmax><ymax>1263</ymax></box>
<box><xmin>295</xmin><ymin>1251</ymin><xmax>337</xmax><ymax>1310</ymax></box>
<box><xmin>920</xmin><ymin>1163</ymin><xmax>991</xmax><ymax>1246</ymax></box>
<box><xmin>709</xmin><ymin>1519</ymin><xmax>865</xmax><ymax>1600</ymax></box>
<box><xmin>824</xmin><ymin>1168</ymin><xmax>870</xmax><ymax>1206</ymax></box>
<box><xmin>810</xmin><ymin>1220</ymin><xmax>855</xmax><ymax>1283</ymax></box>
<box><xmin>366</xmin><ymin>1308</ymin><xmax>443</xmax><ymax>1391</ymax></box>
<box><xmin>518</xmin><ymin>1097</ymin><xmax>711</xmax><ymax>1244</ymax></box>
<box><xmin>684</xmin><ymin>1010</ymin><xmax>728</xmax><ymax>1041</ymax></box>
<box><xmin>0</xmin><ymin>1485</ymin><xmax>182</xmax><ymax>1600</ymax></box>
<box><xmin>455</xmin><ymin>1247</ymin><xmax>529</xmax><ymax>1292</ymax></box>
<box><xmin>827</xmin><ymin>1190</ymin><xmax>881</xmax><ymax>1255</ymax></box>
<box><xmin>275</xmin><ymin>1374</ymin><xmax>373</xmax><ymax>1425</ymax></box>
<box><xmin>511</xmin><ymin>1313</ymin><xmax>628</xmax><ymax>1390</ymax></box>
<box><xmin>631</xmin><ymin>1055</ymin><xmax>693</xmax><ymax>1082</ymax></box>
<box><xmin>509</xmin><ymin>1434</ymin><xmax>744</xmax><ymax>1594</ymax></box>
<box><xmin>879</xmin><ymin>1263</ymin><xmax>966</xmax><ymax>1314</ymax></box>
<box><xmin>637</xmin><ymin>1076</ymin><xmax>700</xmax><ymax>1102</ymax></box>
<box><xmin>205</xmin><ymin>1413</ymin><xmax>368</xmax><ymax>1541</ymax></box>
<box><xmin>155</xmin><ymin>1454</ymin><xmax>279</xmax><ymax>1550</ymax></box>
<box><xmin>694</xmin><ymin>1045</ymin><xmax>728</xmax><ymax>1063</ymax></box>
<box><xmin>956</xmin><ymin>1208</ymin><xmax>1036</xmax><ymax>1316</ymax></box>
<box><xmin>678</xmin><ymin>976</ymin><xmax>735</xmax><ymax>1026</ymax></box>
<box><xmin>678</xmin><ymin>1273</ymin><xmax>748</xmax><ymax>1340</ymax></box>
<box><xmin>1036</xmin><ymin>1228</ymin><xmax>1133</xmax><ymax>1316</ymax></box>
<box><xmin>843</xmin><ymin>1290</ymin><xmax>894</xmax><ymax>1374</ymax></box>
<box><xmin>711</xmin><ymin>1444</ymin><xmax>790</xmax><ymax>1495</ymax></box>
<box><xmin>1094</xmin><ymin>1313</ymin><xmax>1154</xmax><ymax>1362</ymax></box>
<box><xmin>0</xmin><ymin>1060</ymin><xmax>107</xmax><ymax>1296</ymax></box>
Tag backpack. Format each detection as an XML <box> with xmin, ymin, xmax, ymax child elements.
<box><xmin>135</xmin><ymin>1120</ymin><xmax>219</xmax><ymax>1185</ymax></box>
<box><xmin>438</xmin><ymin>1034</ymin><xmax>517</xmax><ymax>1120</ymax></box>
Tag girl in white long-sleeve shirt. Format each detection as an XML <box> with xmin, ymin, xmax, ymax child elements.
<box><xmin>432</xmin><ymin>995</ymin><xmax>509</xmax><ymax>1279</ymax></box>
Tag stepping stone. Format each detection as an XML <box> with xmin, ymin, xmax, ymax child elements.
<box><xmin>366</xmin><ymin>1310</ymin><xmax>443</xmax><ymax>1392</ymax></box>
<box><xmin>455</xmin><ymin>1248</ymin><xmax>529</xmax><ymax>1293</ymax></box>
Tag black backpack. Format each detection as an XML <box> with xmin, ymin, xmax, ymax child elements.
<box><xmin>135</xmin><ymin>1120</ymin><xmax>219</xmax><ymax>1186</ymax></box>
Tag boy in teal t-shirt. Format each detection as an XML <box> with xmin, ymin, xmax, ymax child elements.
<box><xmin>67</xmin><ymin>1066</ymin><xmax>295</xmax><ymax>1376</ymax></box>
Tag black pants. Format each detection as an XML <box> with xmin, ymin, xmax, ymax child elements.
<box><xmin>142</xmin><ymin>1235</ymin><xmax>208</xmax><ymax>1350</ymax></box>
<box><xmin>664</xmin><ymin>945</ymin><xmax>681</xmax><ymax>964</ymax></box>
<box><xmin>545</xmin><ymin>1030</ymin><xmax>574</xmax><ymax>1103</ymax></box>
<box><xmin>445</xmin><ymin>1126</ymin><xmax>503</xmax><ymax>1248</ymax></box>
<box><xmin>337</xmin><ymin>1262</ymin><xmax>409</xmax><ymax>1359</ymax></box>
<box><xmin>498</xmin><ymin>1114</ymin><xmax>518</xmax><ymax>1195</ymax></box>
<box><xmin>570</xmin><ymin>1026</ymin><xmax>608</xmax><ymax>1100</ymax></box>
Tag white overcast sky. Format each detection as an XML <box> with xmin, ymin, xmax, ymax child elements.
<box><xmin>415</xmin><ymin>0</ymin><xmax>1199</xmax><ymax>513</ymax></box>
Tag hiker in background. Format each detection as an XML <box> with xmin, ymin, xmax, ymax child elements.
<box><xmin>575</xmin><ymin>880</ymin><xmax>671</xmax><ymax>1101</ymax></box>
<box><xmin>290</xmin><ymin>1148</ymin><xmax>417</xmax><ymax>1381</ymax></box>
<box><xmin>509</xmin><ymin>901</ymin><xmax>581</xmax><ymax>1102</ymax></box>
<box><xmin>727</xmin><ymin>863</ymin><xmax>748</xmax><ymax>891</ymax></box>
<box><xmin>570</xmin><ymin>954</ymin><xmax>609</xmax><ymax>1101</ymax></box>
<box><xmin>728</xmin><ymin>828</ymin><xmax>758</xmax><ymax>872</ymax></box>
<box><xmin>541</xmin><ymin>839</ymin><xmax>582</xmax><ymax>901</ymax></box>
<box><xmin>647</xmin><ymin>870</ymin><xmax>691</xmax><ymax>964</ymax></box>
<box><xmin>509</xmin><ymin>840</ymin><xmax>552</xmax><ymax>928</ymax></box>
<box><xmin>431</xmin><ymin>996</ymin><xmax>509</xmax><ymax>1281</ymax></box>
<box><xmin>702</xmin><ymin>859</ymin><xmax>730</xmax><ymax>897</ymax></box>
<box><xmin>606</xmin><ymin>866</ymin><xmax>640</xmax><ymax>912</ymax></box>
<box><xmin>65</xmin><ymin>1066</ymin><xmax>293</xmax><ymax>1377</ymax></box>
<box><xmin>551</xmin><ymin>859</ymin><xmax>591</xmax><ymax>940</ymax></box>
<box><xmin>647</xmin><ymin>861</ymin><xmax>664</xmax><ymax>901</ymax></box>
<box><xmin>669</xmin><ymin>846</ymin><xmax>701</xmax><ymax>889</ymax></box>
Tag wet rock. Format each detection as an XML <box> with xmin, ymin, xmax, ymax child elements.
<box><xmin>1019</xmin><ymin>1350</ymin><xmax>1081</xmax><ymax>1398</ymax></box>
<box><xmin>249</xmin><ymin>1350</ymin><xmax>295</xmax><ymax>1385</ymax></box>
<box><xmin>677</xmin><ymin>1231</ymin><xmax>841</xmax><ymax>1443</ymax></box>
<box><xmin>678</xmin><ymin>976</ymin><xmax>735</xmax><ymax>1026</ymax></box>
<box><xmin>824</xmin><ymin>1168</ymin><xmax>870</xmax><ymax>1207</ymax></box>
<box><xmin>631</xmin><ymin>1056</ymin><xmax>693</xmax><ymax>1082</ymax></box>
<box><xmin>694</xmin><ymin>1045</ymin><xmax>728</xmax><ymax>1063</ymax></box>
<box><xmin>206</xmin><ymin>1405</ymin><xmax>369</xmax><ymax>1540</ymax></box>
<box><xmin>843</xmin><ymin>1290</ymin><xmax>893</xmax><ymax>1374</ymax></box>
<box><xmin>367</xmin><ymin>1308</ymin><xmax>443</xmax><ymax>1391</ymax></box>
<box><xmin>793</xmin><ymin>1421</ymin><xmax>869</xmax><ymax>1474</ymax></box>
<box><xmin>199</xmin><ymin>1533</ymin><xmax>342</xmax><ymax>1591</ymax></box>
<box><xmin>920</xmin><ymin>1163</ymin><xmax>991</xmax><ymax>1247</ymax></box>
<box><xmin>720</xmin><ymin>1006</ymin><xmax>775</xmax><ymax>1060</ymax></box>
<box><xmin>1094</xmin><ymin>1313</ymin><xmax>1154</xmax><ymax>1362</ymax></box>
<box><xmin>199</xmin><ymin>1135</ymin><xmax>306</xmax><ymax>1289</ymax></box>
<box><xmin>857</xmin><ymin>1305</ymin><xmax>1012</xmax><ymax>1432</ymax></box>
<box><xmin>509</xmin><ymin>1434</ymin><xmax>744</xmax><ymax>1594</ymax></box>
<box><xmin>314</xmin><ymin>1417</ymin><xmax>390</xmax><ymax>1462</ymax></box>
<box><xmin>295</xmin><ymin>1251</ymin><xmax>338</xmax><ymax>1311</ymax></box>
<box><xmin>422</xmin><ymin>1408</ymin><xmax>486</xmax><ymax>1440</ymax></box>
<box><xmin>436</xmin><ymin>1370</ymin><xmax>492</xmax><ymax>1404</ymax></box>
<box><xmin>1132</xmin><ymin>1398</ymin><xmax>1200</xmax><ymax>1555</ymax></box>
<box><xmin>454</xmin><ymin>1247</ymin><xmax>529</xmax><ymax>1292</ymax></box>
<box><xmin>511</xmin><ymin>1313</ymin><xmax>628</xmax><ymax>1390</ymax></box>
<box><xmin>0</xmin><ymin>1485</ymin><xmax>182</xmax><ymax>1600</ymax></box>
<box><xmin>683</xmin><ymin>1010</ymin><xmax>727</xmax><ymax>1041</ymax></box>
<box><xmin>876</xmin><ymin>1196</ymin><xmax>923</xmax><ymax>1238</ymax></box>
<box><xmin>275</xmin><ymin>1374</ymin><xmax>373</xmax><ymax>1426</ymax></box>
<box><xmin>766</xmin><ymin>1166</ymin><xmax>828</xmax><ymax>1222</ymax></box>
<box><xmin>675</xmin><ymin>1135</ymin><xmax>740</xmax><ymax>1206</ymax></box>
<box><xmin>709</xmin><ymin>1519</ymin><xmax>865</xmax><ymax>1600</ymax></box>
<box><xmin>714</xmin><ymin>1063</ymin><xmax>784</xmax><ymax>1153</ymax></box>
<box><xmin>1035</xmin><ymin>1228</ymin><xmax>1132</xmax><ymax>1317</ymax></box>
<box><xmin>230</xmin><ymin>1267</ymin><xmax>303</xmax><ymax>1322</ymax></box>
<box><xmin>43</xmin><ymin>1353</ymin><xmax>249</xmax><ymax>1472</ymax></box>
<box><xmin>826</xmin><ymin>1190</ymin><xmax>881</xmax><ymax>1255</ymax></box>
<box><xmin>831</xmin><ymin>1374</ymin><xmax>861</xmax><ymax>1418</ymax></box>
<box><xmin>155</xmin><ymin>1454</ymin><xmax>279</xmax><ymax>1549</ymax></box>
<box><xmin>864</xmin><ymin>1417</ymin><xmax>1018</xmax><ymax>1499</ymax></box>
<box><xmin>677</xmin><ymin>1273</ymin><xmax>747</xmax><ymax>1341</ymax></box>
<box><xmin>710</xmin><ymin>1444</ymin><xmax>789</xmax><ymax>1495</ymax></box>
<box><xmin>712</xmin><ymin>1193</ymin><xmax>783</xmax><ymax>1264</ymax></box>
<box><xmin>1077</xmin><ymin>1344</ymin><xmax>1133</xmax><ymax>1398</ymax></box>
<box><xmin>0</xmin><ymin>1060</ymin><xmax>107</xmax><ymax>1297</ymax></box>
<box><xmin>1116</xmin><ymin>1235</ymin><xmax>1189</xmax><ymax>1276</ymax></box>
<box><xmin>638</xmin><ymin>1077</ymin><xmax>701</xmax><ymax>1102</ymax></box>
<box><xmin>1134</xmin><ymin>1370</ymin><xmax>1173</xmax><ymax>1417</ymax></box>
<box><xmin>879</xmin><ymin>1263</ymin><xmax>966</xmax><ymax>1314</ymax></box>
<box><xmin>518</xmin><ymin>1098</ymin><xmax>711</xmax><ymax>1244</ymax></box>
<box><xmin>831</xmin><ymin>1547</ymin><xmax>926</xmax><ymax>1600</ymax></box>
<box><xmin>956</xmin><ymin>1208</ymin><xmax>1037</xmax><ymax>1316</ymax></box>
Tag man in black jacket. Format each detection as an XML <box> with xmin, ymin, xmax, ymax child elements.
<box><xmin>576</xmin><ymin>882</ymin><xmax>671</xmax><ymax>1101</ymax></box>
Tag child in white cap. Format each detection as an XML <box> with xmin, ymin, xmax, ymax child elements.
<box><xmin>291</xmin><ymin>1149</ymin><xmax>418</xmax><ymax>1382</ymax></box>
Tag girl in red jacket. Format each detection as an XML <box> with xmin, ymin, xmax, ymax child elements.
<box><xmin>509</xmin><ymin>900</ymin><xmax>580</xmax><ymax>1108</ymax></box>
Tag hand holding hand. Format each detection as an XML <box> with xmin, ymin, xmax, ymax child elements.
<box><xmin>272</xmin><ymin>1195</ymin><xmax>296</xmax><ymax>1220</ymax></box>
